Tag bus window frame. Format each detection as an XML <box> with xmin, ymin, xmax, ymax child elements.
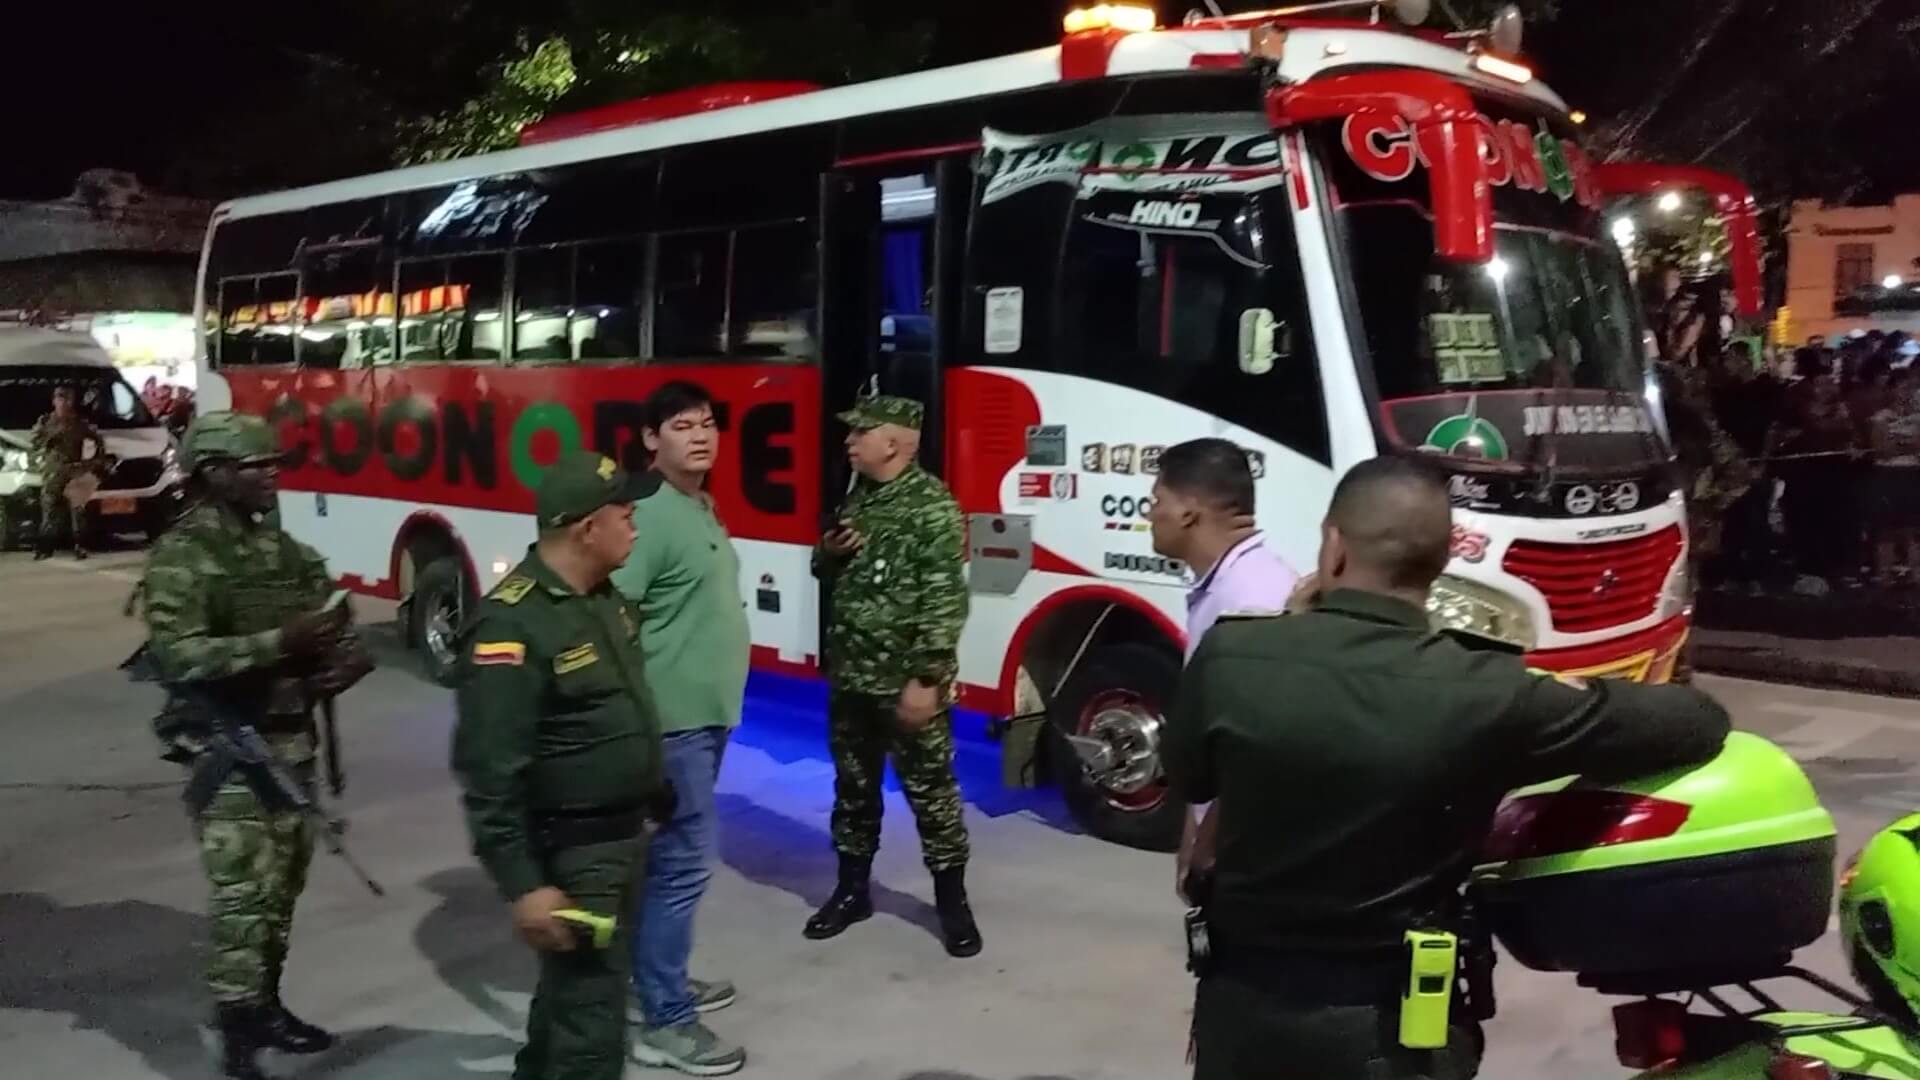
<box><xmin>215</xmin><ymin>270</ymin><xmax>302</xmax><ymax>370</ymax></box>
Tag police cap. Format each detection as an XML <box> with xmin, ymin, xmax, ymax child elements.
<box><xmin>536</xmin><ymin>451</ymin><xmax>653</xmax><ymax>529</ymax></box>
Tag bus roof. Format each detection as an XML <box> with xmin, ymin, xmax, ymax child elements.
<box><xmin>215</xmin><ymin>23</ymin><xmax>1566</xmax><ymax>223</ymax></box>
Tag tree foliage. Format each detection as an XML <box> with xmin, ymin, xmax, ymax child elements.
<box><xmin>401</xmin><ymin>6</ymin><xmax>931</xmax><ymax>163</ymax></box>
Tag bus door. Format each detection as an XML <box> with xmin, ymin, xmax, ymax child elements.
<box><xmin>817</xmin><ymin>156</ymin><xmax>971</xmax><ymax>660</ymax></box>
<box><xmin>817</xmin><ymin>157</ymin><xmax>972</xmax><ymax>491</ymax></box>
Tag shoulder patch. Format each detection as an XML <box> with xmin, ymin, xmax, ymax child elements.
<box><xmin>472</xmin><ymin>641</ymin><xmax>527</xmax><ymax>667</ymax></box>
<box><xmin>553</xmin><ymin>643</ymin><xmax>599</xmax><ymax>675</ymax></box>
<box><xmin>490</xmin><ymin>576</ymin><xmax>536</xmax><ymax>605</ymax></box>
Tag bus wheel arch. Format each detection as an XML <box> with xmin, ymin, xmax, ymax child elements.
<box><xmin>1004</xmin><ymin>590</ymin><xmax>1186</xmax><ymax>852</ymax></box>
<box><xmin>393</xmin><ymin>514</ymin><xmax>478</xmax><ymax>687</ymax></box>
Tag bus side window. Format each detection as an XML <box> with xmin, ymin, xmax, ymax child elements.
<box><xmin>512</xmin><ymin>246</ymin><xmax>576</xmax><ymax>363</ymax></box>
<box><xmin>731</xmin><ymin>222</ymin><xmax>817</xmax><ymax>364</ymax></box>
<box><xmin>574</xmin><ymin>241</ymin><xmax>645</xmax><ymax>362</ymax></box>
<box><xmin>394</xmin><ymin>255</ymin><xmax>504</xmax><ymax>363</ymax></box>
<box><xmin>219</xmin><ymin>274</ymin><xmax>298</xmax><ymax>368</ymax></box>
<box><xmin>300</xmin><ymin>243</ymin><xmax>393</xmax><ymax>370</ymax></box>
<box><xmin>653</xmin><ymin>232</ymin><xmax>731</xmax><ymax>360</ymax></box>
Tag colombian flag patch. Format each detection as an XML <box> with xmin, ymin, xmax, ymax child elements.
<box><xmin>473</xmin><ymin>641</ymin><xmax>527</xmax><ymax>667</ymax></box>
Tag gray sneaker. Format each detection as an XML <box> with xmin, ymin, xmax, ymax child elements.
<box><xmin>631</xmin><ymin>1020</ymin><xmax>746</xmax><ymax>1076</ymax></box>
<box><xmin>690</xmin><ymin>978</ymin><xmax>735</xmax><ymax>1014</ymax></box>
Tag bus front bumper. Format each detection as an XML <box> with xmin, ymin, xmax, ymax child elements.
<box><xmin>1524</xmin><ymin>614</ymin><xmax>1692</xmax><ymax>685</ymax></box>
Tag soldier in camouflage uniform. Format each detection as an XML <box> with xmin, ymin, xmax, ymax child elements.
<box><xmin>1655</xmin><ymin>356</ymin><xmax>1755</xmax><ymax>683</ymax></box>
<box><xmin>804</xmin><ymin>394</ymin><xmax>980</xmax><ymax>957</ymax></box>
<box><xmin>30</xmin><ymin>385</ymin><xmax>105</xmax><ymax>560</ymax></box>
<box><xmin>139</xmin><ymin>412</ymin><xmax>350</xmax><ymax>1080</ymax></box>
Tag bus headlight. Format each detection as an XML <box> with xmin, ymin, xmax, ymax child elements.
<box><xmin>1656</xmin><ymin>553</ymin><xmax>1693</xmax><ymax>622</ymax></box>
<box><xmin>1427</xmin><ymin>575</ymin><xmax>1537</xmax><ymax>651</ymax></box>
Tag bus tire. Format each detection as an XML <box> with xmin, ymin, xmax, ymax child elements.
<box><xmin>409</xmin><ymin>555</ymin><xmax>471</xmax><ymax>687</ymax></box>
<box><xmin>1046</xmin><ymin>641</ymin><xmax>1184</xmax><ymax>852</ymax></box>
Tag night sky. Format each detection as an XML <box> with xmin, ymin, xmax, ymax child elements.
<box><xmin>3</xmin><ymin>1</ymin><xmax>1914</xmax><ymax>205</ymax></box>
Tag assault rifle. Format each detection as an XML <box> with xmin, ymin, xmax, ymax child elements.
<box><xmin>122</xmin><ymin>645</ymin><xmax>385</xmax><ymax>896</ymax></box>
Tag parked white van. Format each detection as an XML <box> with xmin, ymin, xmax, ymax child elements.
<box><xmin>0</xmin><ymin>328</ymin><xmax>185</xmax><ymax>548</ymax></box>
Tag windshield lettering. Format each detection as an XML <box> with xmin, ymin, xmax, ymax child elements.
<box><xmin>1128</xmin><ymin>200</ymin><xmax>1205</xmax><ymax>228</ymax></box>
<box><xmin>1522</xmin><ymin>403</ymin><xmax>1653</xmax><ymax>438</ymax></box>
<box><xmin>1339</xmin><ymin>113</ymin><xmax>1600</xmax><ymax>209</ymax></box>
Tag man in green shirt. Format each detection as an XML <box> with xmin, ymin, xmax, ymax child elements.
<box><xmin>610</xmin><ymin>381</ymin><xmax>749</xmax><ymax>1076</ymax></box>
<box><xmin>452</xmin><ymin>450</ymin><xmax>667</xmax><ymax>1080</ymax></box>
<box><xmin>1164</xmin><ymin>457</ymin><xmax>1731</xmax><ymax>1080</ymax></box>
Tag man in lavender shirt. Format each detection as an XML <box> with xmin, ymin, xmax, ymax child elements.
<box><xmin>1146</xmin><ymin>439</ymin><xmax>1302</xmax><ymax>898</ymax></box>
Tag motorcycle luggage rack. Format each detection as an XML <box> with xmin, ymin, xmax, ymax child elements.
<box><xmin>1585</xmin><ymin>964</ymin><xmax>1913</xmax><ymax>1040</ymax></box>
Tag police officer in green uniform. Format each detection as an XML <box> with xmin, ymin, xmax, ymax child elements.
<box><xmin>452</xmin><ymin>450</ymin><xmax>668</xmax><ymax>1080</ymax></box>
<box><xmin>1163</xmin><ymin>457</ymin><xmax>1733</xmax><ymax>1080</ymax></box>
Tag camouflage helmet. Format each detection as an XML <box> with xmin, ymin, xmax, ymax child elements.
<box><xmin>180</xmin><ymin>411</ymin><xmax>282</xmax><ymax>474</ymax></box>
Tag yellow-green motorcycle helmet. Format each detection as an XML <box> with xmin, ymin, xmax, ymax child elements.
<box><xmin>1840</xmin><ymin>812</ymin><xmax>1920</xmax><ymax>1023</ymax></box>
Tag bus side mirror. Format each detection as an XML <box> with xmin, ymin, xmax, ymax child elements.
<box><xmin>1238</xmin><ymin>308</ymin><xmax>1292</xmax><ymax>374</ymax></box>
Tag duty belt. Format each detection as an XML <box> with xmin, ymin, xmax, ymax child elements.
<box><xmin>532</xmin><ymin>804</ymin><xmax>645</xmax><ymax>853</ymax></box>
<box><xmin>1208</xmin><ymin>944</ymin><xmax>1414</xmax><ymax>1007</ymax></box>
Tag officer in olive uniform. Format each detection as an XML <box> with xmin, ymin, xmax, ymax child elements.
<box><xmin>452</xmin><ymin>451</ymin><xmax>668</xmax><ymax>1080</ymax></box>
<box><xmin>805</xmin><ymin>393</ymin><xmax>979</xmax><ymax>957</ymax></box>
<box><xmin>1164</xmin><ymin>457</ymin><xmax>1732</xmax><ymax>1080</ymax></box>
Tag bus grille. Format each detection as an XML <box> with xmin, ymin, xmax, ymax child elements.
<box><xmin>1501</xmin><ymin>526</ymin><xmax>1684</xmax><ymax>634</ymax></box>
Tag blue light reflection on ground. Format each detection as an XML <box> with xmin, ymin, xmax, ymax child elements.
<box><xmin>736</xmin><ymin>671</ymin><xmax>1081</xmax><ymax>832</ymax></box>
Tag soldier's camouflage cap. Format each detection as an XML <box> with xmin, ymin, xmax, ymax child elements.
<box><xmin>536</xmin><ymin>450</ymin><xmax>652</xmax><ymax>529</ymax></box>
<box><xmin>837</xmin><ymin>394</ymin><xmax>923</xmax><ymax>432</ymax></box>
<box><xmin>180</xmin><ymin>411</ymin><xmax>283</xmax><ymax>473</ymax></box>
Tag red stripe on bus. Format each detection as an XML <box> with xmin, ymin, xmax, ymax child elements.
<box><xmin>835</xmin><ymin>141</ymin><xmax>982</xmax><ymax>168</ymax></box>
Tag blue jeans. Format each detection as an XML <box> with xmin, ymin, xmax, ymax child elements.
<box><xmin>632</xmin><ymin>726</ymin><xmax>728</xmax><ymax>1028</ymax></box>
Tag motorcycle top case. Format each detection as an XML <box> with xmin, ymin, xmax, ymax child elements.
<box><xmin>1472</xmin><ymin>732</ymin><xmax>1836</xmax><ymax>982</ymax></box>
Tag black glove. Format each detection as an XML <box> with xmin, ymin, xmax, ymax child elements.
<box><xmin>647</xmin><ymin>779</ymin><xmax>679</xmax><ymax>826</ymax></box>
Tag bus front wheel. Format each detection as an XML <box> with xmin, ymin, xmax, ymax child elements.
<box><xmin>409</xmin><ymin>556</ymin><xmax>471</xmax><ymax>687</ymax></box>
<box><xmin>1046</xmin><ymin>641</ymin><xmax>1184</xmax><ymax>852</ymax></box>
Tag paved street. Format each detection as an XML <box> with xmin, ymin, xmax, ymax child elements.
<box><xmin>2</xmin><ymin>548</ymin><xmax>1914</xmax><ymax>1080</ymax></box>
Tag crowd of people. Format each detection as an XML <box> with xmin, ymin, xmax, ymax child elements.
<box><xmin>140</xmin><ymin>376</ymin><xmax>195</xmax><ymax>437</ymax></box>
<box><xmin>1654</xmin><ymin>275</ymin><xmax>1920</xmax><ymax>598</ymax></box>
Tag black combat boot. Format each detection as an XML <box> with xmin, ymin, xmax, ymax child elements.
<box><xmin>261</xmin><ymin>953</ymin><xmax>334</xmax><ymax>1053</ymax></box>
<box><xmin>72</xmin><ymin>543</ymin><xmax>88</xmax><ymax>561</ymax></box>
<box><xmin>932</xmin><ymin>866</ymin><xmax>982</xmax><ymax>958</ymax></box>
<box><xmin>214</xmin><ymin>1002</ymin><xmax>271</xmax><ymax>1080</ymax></box>
<box><xmin>803</xmin><ymin>855</ymin><xmax>874</xmax><ymax>940</ymax></box>
<box><xmin>32</xmin><ymin>540</ymin><xmax>51</xmax><ymax>561</ymax></box>
<box><xmin>261</xmin><ymin>991</ymin><xmax>334</xmax><ymax>1053</ymax></box>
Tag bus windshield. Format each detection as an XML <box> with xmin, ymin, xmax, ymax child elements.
<box><xmin>1315</xmin><ymin>102</ymin><xmax>1663</xmax><ymax>473</ymax></box>
<box><xmin>1346</xmin><ymin>210</ymin><xmax>1646</xmax><ymax>401</ymax></box>
<box><xmin>963</xmin><ymin>111</ymin><xmax>1330</xmax><ymax>460</ymax></box>
<box><xmin>1056</xmin><ymin>191</ymin><xmax>1280</xmax><ymax>389</ymax></box>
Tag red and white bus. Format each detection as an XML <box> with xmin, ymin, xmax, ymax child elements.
<box><xmin>193</xmin><ymin>1</ymin><xmax>1764</xmax><ymax>850</ymax></box>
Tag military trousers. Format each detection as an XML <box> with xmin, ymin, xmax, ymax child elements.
<box><xmin>38</xmin><ymin>467</ymin><xmax>85</xmax><ymax>548</ymax></box>
<box><xmin>194</xmin><ymin>776</ymin><xmax>314</xmax><ymax>1005</ymax></box>
<box><xmin>1192</xmin><ymin>972</ymin><xmax>1483</xmax><ymax>1080</ymax></box>
<box><xmin>517</xmin><ymin>834</ymin><xmax>646</xmax><ymax>1080</ymax></box>
<box><xmin>827</xmin><ymin>689</ymin><xmax>969</xmax><ymax>872</ymax></box>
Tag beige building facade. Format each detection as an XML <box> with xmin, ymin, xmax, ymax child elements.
<box><xmin>1783</xmin><ymin>195</ymin><xmax>1920</xmax><ymax>342</ymax></box>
